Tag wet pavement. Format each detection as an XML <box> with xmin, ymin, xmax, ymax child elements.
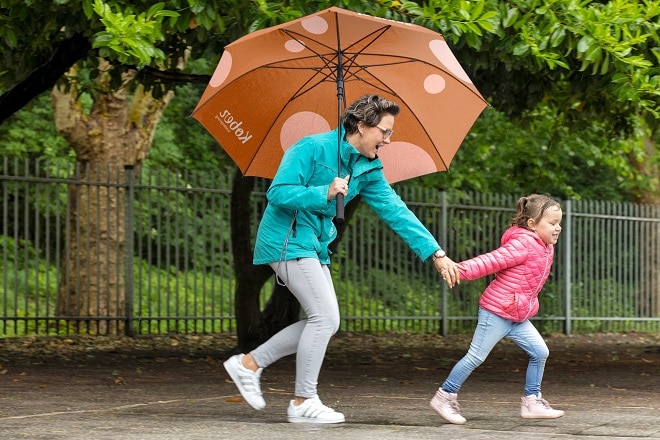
<box><xmin>0</xmin><ymin>332</ymin><xmax>658</xmax><ymax>439</ymax></box>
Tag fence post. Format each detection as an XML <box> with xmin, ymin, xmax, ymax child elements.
<box><xmin>564</xmin><ymin>199</ymin><xmax>572</xmax><ymax>336</ymax></box>
<box><xmin>124</xmin><ymin>165</ymin><xmax>135</xmax><ymax>337</ymax></box>
<box><xmin>441</xmin><ymin>190</ymin><xmax>448</xmax><ymax>337</ymax></box>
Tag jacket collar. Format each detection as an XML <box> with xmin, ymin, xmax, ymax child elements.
<box><xmin>506</xmin><ymin>226</ymin><xmax>551</xmax><ymax>250</ymax></box>
<box><xmin>338</xmin><ymin>128</ymin><xmax>384</xmax><ymax>178</ymax></box>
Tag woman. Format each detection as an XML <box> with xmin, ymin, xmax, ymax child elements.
<box><xmin>224</xmin><ymin>94</ymin><xmax>459</xmax><ymax>424</ymax></box>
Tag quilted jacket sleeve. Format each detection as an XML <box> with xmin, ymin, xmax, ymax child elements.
<box><xmin>459</xmin><ymin>238</ymin><xmax>530</xmax><ymax>281</ymax></box>
<box><xmin>360</xmin><ymin>175</ymin><xmax>440</xmax><ymax>261</ymax></box>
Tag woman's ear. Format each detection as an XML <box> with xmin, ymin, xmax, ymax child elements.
<box><xmin>357</xmin><ymin>121</ymin><xmax>365</xmax><ymax>136</ymax></box>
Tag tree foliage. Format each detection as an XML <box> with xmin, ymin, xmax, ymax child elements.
<box><xmin>2</xmin><ymin>0</ymin><xmax>658</xmax><ymax>120</ymax></box>
<box><xmin>403</xmin><ymin>0</ymin><xmax>659</xmax><ymax>122</ymax></box>
<box><xmin>1</xmin><ymin>0</ymin><xmax>658</xmax><ymax>343</ymax></box>
<box><xmin>420</xmin><ymin>104</ymin><xmax>639</xmax><ymax>201</ymax></box>
<box><xmin>2</xmin><ymin>0</ymin><xmax>658</xmax><ymax>199</ymax></box>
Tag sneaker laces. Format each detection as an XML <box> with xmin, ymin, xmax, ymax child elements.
<box><xmin>433</xmin><ymin>390</ymin><xmax>462</xmax><ymax>415</ymax></box>
<box><xmin>306</xmin><ymin>395</ymin><xmax>335</xmax><ymax>413</ymax></box>
<box><xmin>525</xmin><ymin>394</ymin><xmax>552</xmax><ymax>409</ymax></box>
<box><xmin>536</xmin><ymin>396</ymin><xmax>552</xmax><ymax>408</ymax></box>
<box><xmin>448</xmin><ymin>399</ymin><xmax>462</xmax><ymax>414</ymax></box>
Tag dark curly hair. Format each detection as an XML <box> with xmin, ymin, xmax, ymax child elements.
<box><xmin>342</xmin><ymin>94</ymin><xmax>400</xmax><ymax>136</ymax></box>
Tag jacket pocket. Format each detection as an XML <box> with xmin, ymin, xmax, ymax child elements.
<box><xmin>314</xmin><ymin>162</ymin><xmax>340</xmax><ymax>185</ymax></box>
<box><xmin>502</xmin><ymin>292</ymin><xmax>518</xmax><ymax>312</ymax></box>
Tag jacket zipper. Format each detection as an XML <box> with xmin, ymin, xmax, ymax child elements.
<box><xmin>521</xmin><ymin>248</ymin><xmax>551</xmax><ymax>321</ymax></box>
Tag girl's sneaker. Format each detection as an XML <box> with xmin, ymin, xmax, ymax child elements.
<box><xmin>430</xmin><ymin>388</ymin><xmax>466</xmax><ymax>424</ymax></box>
<box><xmin>520</xmin><ymin>393</ymin><xmax>565</xmax><ymax>419</ymax></box>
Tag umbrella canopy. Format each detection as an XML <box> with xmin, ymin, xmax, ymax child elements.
<box><xmin>192</xmin><ymin>7</ymin><xmax>487</xmax><ymax>184</ymax></box>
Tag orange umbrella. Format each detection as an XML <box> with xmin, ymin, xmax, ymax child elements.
<box><xmin>193</xmin><ymin>7</ymin><xmax>487</xmax><ymax>184</ymax></box>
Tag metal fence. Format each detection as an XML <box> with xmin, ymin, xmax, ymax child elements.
<box><xmin>1</xmin><ymin>157</ymin><xmax>659</xmax><ymax>337</ymax></box>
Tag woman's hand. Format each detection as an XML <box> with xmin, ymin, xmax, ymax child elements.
<box><xmin>434</xmin><ymin>256</ymin><xmax>461</xmax><ymax>288</ymax></box>
<box><xmin>327</xmin><ymin>175</ymin><xmax>350</xmax><ymax>200</ymax></box>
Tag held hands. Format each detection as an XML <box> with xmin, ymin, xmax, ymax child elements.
<box><xmin>328</xmin><ymin>175</ymin><xmax>350</xmax><ymax>200</ymax></box>
<box><xmin>434</xmin><ymin>256</ymin><xmax>461</xmax><ymax>288</ymax></box>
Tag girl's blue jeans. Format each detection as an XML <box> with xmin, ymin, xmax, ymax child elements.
<box><xmin>442</xmin><ymin>307</ymin><xmax>549</xmax><ymax>396</ymax></box>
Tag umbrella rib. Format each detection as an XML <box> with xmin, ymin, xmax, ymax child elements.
<box><xmin>280</xmin><ymin>25</ymin><xmax>392</xmax><ymax>64</ymax></box>
<box><xmin>342</xmin><ymin>56</ymin><xmax>488</xmax><ymax>105</ymax></box>
<box><xmin>196</xmin><ymin>9</ymin><xmax>488</xmax><ymax>182</ymax></box>
<box><xmin>278</xmin><ymin>24</ymin><xmax>395</xmax><ymax>85</ymax></box>
<box><xmin>260</xmin><ymin>55</ymin><xmax>410</xmax><ymax>101</ymax></box>
<box><xmin>273</xmin><ymin>22</ymin><xmax>487</xmax><ymax>105</ymax></box>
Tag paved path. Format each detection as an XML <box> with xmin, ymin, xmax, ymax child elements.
<box><xmin>0</xmin><ymin>333</ymin><xmax>658</xmax><ymax>439</ymax></box>
<box><xmin>1</xmin><ymin>385</ymin><xmax>657</xmax><ymax>439</ymax></box>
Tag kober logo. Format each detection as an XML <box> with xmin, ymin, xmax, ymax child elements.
<box><xmin>215</xmin><ymin>109</ymin><xmax>253</xmax><ymax>144</ymax></box>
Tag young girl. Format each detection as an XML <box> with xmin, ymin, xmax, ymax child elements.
<box><xmin>430</xmin><ymin>194</ymin><xmax>565</xmax><ymax>424</ymax></box>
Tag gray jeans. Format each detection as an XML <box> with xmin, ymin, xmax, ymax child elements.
<box><xmin>250</xmin><ymin>258</ymin><xmax>340</xmax><ymax>398</ymax></box>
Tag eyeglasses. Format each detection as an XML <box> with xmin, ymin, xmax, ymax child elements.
<box><xmin>375</xmin><ymin>125</ymin><xmax>394</xmax><ymax>139</ymax></box>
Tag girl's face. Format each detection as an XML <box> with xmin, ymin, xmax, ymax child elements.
<box><xmin>529</xmin><ymin>206</ymin><xmax>563</xmax><ymax>245</ymax></box>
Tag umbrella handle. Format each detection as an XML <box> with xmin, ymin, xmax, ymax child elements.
<box><xmin>336</xmin><ymin>193</ymin><xmax>345</xmax><ymax>223</ymax></box>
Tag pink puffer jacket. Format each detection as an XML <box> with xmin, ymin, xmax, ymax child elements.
<box><xmin>458</xmin><ymin>226</ymin><xmax>553</xmax><ymax>322</ymax></box>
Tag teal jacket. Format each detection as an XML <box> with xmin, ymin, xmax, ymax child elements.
<box><xmin>253</xmin><ymin>128</ymin><xmax>443</xmax><ymax>265</ymax></box>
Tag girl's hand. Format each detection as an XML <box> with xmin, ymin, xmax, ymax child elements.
<box><xmin>434</xmin><ymin>256</ymin><xmax>461</xmax><ymax>288</ymax></box>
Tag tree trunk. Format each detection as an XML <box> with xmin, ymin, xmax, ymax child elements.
<box><xmin>56</xmin><ymin>163</ymin><xmax>127</xmax><ymax>334</ymax></box>
<box><xmin>51</xmin><ymin>62</ymin><xmax>173</xmax><ymax>334</ymax></box>
<box><xmin>230</xmin><ymin>171</ymin><xmax>276</xmax><ymax>352</ymax></box>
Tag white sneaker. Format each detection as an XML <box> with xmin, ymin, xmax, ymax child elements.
<box><xmin>287</xmin><ymin>395</ymin><xmax>345</xmax><ymax>424</ymax></box>
<box><xmin>223</xmin><ymin>354</ymin><xmax>266</xmax><ymax>410</ymax></box>
<box><xmin>520</xmin><ymin>393</ymin><xmax>565</xmax><ymax>419</ymax></box>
